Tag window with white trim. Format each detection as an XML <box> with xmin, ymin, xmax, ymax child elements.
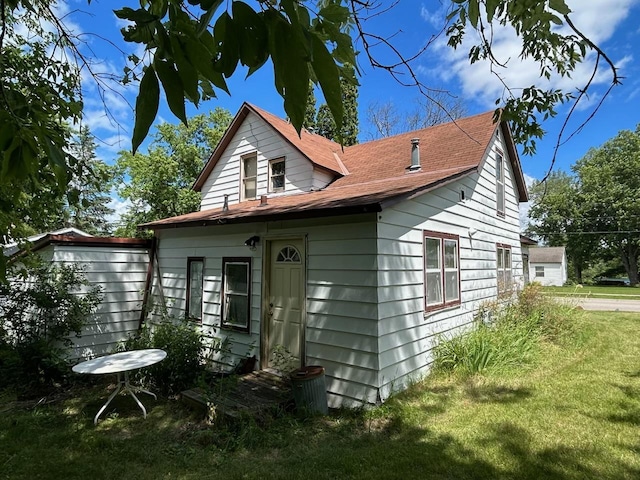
<box><xmin>535</xmin><ymin>266</ymin><xmax>545</xmax><ymax>278</ymax></box>
<box><xmin>424</xmin><ymin>231</ymin><xmax>460</xmax><ymax>311</ymax></box>
<box><xmin>241</xmin><ymin>153</ymin><xmax>257</xmax><ymax>200</ymax></box>
<box><xmin>222</xmin><ymin>257</ymin><xmax>251</xmax><ymax>332</ymax></box>
<box><xmin>186</xmin><ymin>257</ymin><xmax>204</xmax><ymax>322</ymax></box>
<box><xmin>497</xmin><ymin>245</ymin><xmax>512</xmax><ymax>294</ymax></box>
<box><xmin>269</xmin><ymin>157</ymin><xmax>285</xmax><ymax>193</ymax></box>
<box><xmin>496</xmin><ymin>150</ymin><xmax>505</xmax><ymax>215</ymax></box>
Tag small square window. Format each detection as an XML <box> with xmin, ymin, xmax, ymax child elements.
<box><xmin>535</xmin><ymin>266</ymin><xmax>545</xmax><ymax>278</ymax></box>
<box><xmin>269</xmin><ymin>158</ymin><xmax>285</xmax><ymax>193</ymax></box>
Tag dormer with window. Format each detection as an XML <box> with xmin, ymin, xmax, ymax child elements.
<box><xmin>195</xmin><ymin>104</ymin><xmax>347</xmax><ymax>211</ymax></box>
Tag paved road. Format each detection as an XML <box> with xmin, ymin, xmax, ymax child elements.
<box><xmin>555</xmin><ymin>297</ymin><xmax>640</xmax><ymax>312</ymax></box>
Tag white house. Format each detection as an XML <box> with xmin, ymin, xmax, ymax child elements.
<box><xmin>9</xmin><ymin>234</ymin><xmax>153</xmax><ymax>359</ymax></box>
<box><xmin>528</xmin><ymin>246</ymin><xmax>568</xmax><ymax>286</ymax></box>
<box><xmin>142</xmin><ymin>103</ymin><xmax>529</xmax><ymax>407</ymax></box>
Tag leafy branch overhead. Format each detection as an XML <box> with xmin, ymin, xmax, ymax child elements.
<box><xmin>116</xmin><ymin>0</ymin><xmax>357</xmax><ymax>153</ymax></box>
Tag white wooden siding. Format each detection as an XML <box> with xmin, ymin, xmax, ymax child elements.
<box><xmin>153</xmin><ymin>214</ymin><xmax>380</xmax><ymax>407</ymax></box>
<box><xmin>530</xmin><ymin>262</ymin><xmax>567</xmax><ymax>286</ymax></box>
<box><xmin>47</xmin><ymin>244</ymin><xmax>151</xmax><ymax>360</ymax></box>
<box><xmin>375</xmin><ymin>130</ymin><xmax>525</xmax><ymax>401</ymax></box>
<box><xmin>200</xmin><ymin>112</ymin><xmax>335</xmax><ymax>210</ymax></box>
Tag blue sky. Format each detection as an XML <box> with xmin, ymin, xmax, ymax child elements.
<box><xmin>60</xmin><ymin>0</ymin><xmax>640</xmax><ymax>219</ymax></box>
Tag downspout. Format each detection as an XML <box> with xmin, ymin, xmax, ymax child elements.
<box><xmin>138</xmin><ymin>236</ymin><xmax>158</xmax><ymax>330</ymax></box>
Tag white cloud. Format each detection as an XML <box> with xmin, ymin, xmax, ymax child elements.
<box><xmin>420</xmin><ymin>4</ymin><xmax>448</xmax><ymax>28</ymax></box>
<box><xmin>106</xmin><ymin>195</ymin><xmax>131</xmax><ymax>229</ymax></box>
<box><xmin>427</xmin><ymin>0</ymin><xmax>639</xmax><ymax>108</ymax></box>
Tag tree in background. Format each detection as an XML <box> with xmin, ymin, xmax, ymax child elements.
<box><xmin>115</xmin><ymin>109</ymin><xmax>233</xmax><ymax>237</ymax></box>
<box><xmin>314</xmin><ymin>65</ymin><xmax>359</xmax><ymax>145</ymax></box>
<box><xmin>527</xmin><ymin>171</ymin><xmax>596</xmax><ymax>283</ymax></box>
<box><xmin>574</xmin><ymin>126</ymin><xmax>640</xmax><ymax>285</ymax></box>
<box><xmin>366</xmin><ymin>91</ymin><xmax>467</xmax><ymax>139</ymax></box>
<box><xmin>64</xmin><ymin>127</ymin><xmax>115</xmax><ymax>235</ymax></box>
<box><xmin>0</xmin><ymin>7</ymin><xmax>82</xmax><ymax>280</ymax></box>
<box><xmin>528</xmin><ymin>126</ymin><xmax>640</xmax><ymax>285</ymax></box>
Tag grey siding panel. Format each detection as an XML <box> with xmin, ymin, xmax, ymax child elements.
<box><xmin>48</xmin><ymin>245</ymin><xmax>151</xmax><ymax>360</ymax></box>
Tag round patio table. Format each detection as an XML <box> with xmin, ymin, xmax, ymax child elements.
<box><xmin>72</xmin><ymin>349</ymin><xmax>167</xmax><ymax>425</ymax></box>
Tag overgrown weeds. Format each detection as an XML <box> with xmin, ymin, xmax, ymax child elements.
<box><xmin>432</xmin><ymin>284</ymin><xmax>584</xmax><ymax>376</ymax></box>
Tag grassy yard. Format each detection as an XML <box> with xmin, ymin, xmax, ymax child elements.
<box><xmin>2</xmin><ymin>312</ymin><xmax>640</xmax><ymax>480</ymax></box>
<box><xmin>542</xmin><ymin>285</ymin><xmax>640</xmax><ymax>299</ymax></box>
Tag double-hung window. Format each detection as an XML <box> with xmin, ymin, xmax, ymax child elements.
<box><xmin>221</xmin><ymin>257</ymin><xmax>251</xmax><ymax>332</ymax></box>
<box><xmin>496</xmin><ymin>150</ymin><xmax>505</xmax><ymax>216</ymax></box>
<box><xmin>241</xmin><ymin>153</ymin><xmax>257</xmax><ymax>200</ymax></box>
<box><xmin>424</xmin><ymin>231</ymin><xmax>460</xmax><ymax>311</ymax></box>
<box><xmin>269</xmin><ymin>158</ymin><xmax>285</xmax><ymax>193</ymax></box>
<box><xmin>496</xmin><ymin>245</ymin><xmax>512</xmax><ymax>294</ymax></box>
<box><xmin>535</xmin><ymin>266</ymin><xmax>545</xmax><ymax>278</ymax></box>
<box><xmin>186</xmin><ymin>257</ymin><xmax>204</xmax><ymax>322</ymax></box>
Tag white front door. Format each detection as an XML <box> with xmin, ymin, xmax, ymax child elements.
<box><xmin>264</xmin><ymin>239</ymin><xmax>305</xmax><ymax>369</ymax></box>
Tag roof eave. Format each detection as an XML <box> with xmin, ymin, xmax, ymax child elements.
<box><xmin>144</xmin><ymin>203</ymin><xmax>383</xmax><ymax>230</ymax></box>
<box><xmin>500</xmin><ymin>122</ymin><xmax>528</xmax><ymax>202</ymax></box>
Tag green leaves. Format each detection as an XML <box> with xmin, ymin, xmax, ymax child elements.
<box><xmin>117</xmin><ymin>1</ymin><xmax>356</xmax><ymax>146</ymax></box>
<box><xmin>154</xmin><ymin>60</ymin><xmax>187</xmax><ymax>124</ymax></box>
<box><xmin>132</xmin><ymin>65</ymin><xmax>160</xmax><ymax>154</ymax></box>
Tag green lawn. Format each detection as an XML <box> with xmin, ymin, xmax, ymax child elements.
<box><xmin>542</xmin><ymin>285</ymin><xmax>640</xmax><ymax>299</ymax></box>
<box><xmin>2</xmin><ymin>312</ymin><xmax>640</xmax><ymax>479</ymax></box>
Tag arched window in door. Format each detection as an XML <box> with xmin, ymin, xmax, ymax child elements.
<box><xmin>276</xmin><ymin>245</ymin><xmax>301</xmax><ymax>263</ymax></box>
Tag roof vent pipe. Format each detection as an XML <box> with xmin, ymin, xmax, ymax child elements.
<box><xmin>409</xmin><ymin>138</ymin><xmax>421</xmax><ymax>172</ymax></box>
<box><xmin>222</xmin><ymin>194</ymin><xmax>229</xmax><ymax>212</ymax></box>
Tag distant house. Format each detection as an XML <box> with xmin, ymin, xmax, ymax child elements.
<box><xmin>519</xmin><ymin>235</ymin><xmax>538</xmax><ymax>285</ymax></box>
<box><xmin>141</xmin><ymin>102</ymin><xmax>530</xmax><ymax>407</ymax></box>
<box><xmin>528</xmin><ymin>246</ymin><xmax>568</xmax><ymax>286</ymax></box>
<box><xmin>7</xmin><ymin>234</ymin><xmax>152</xmax><ymax>359</ymax></box>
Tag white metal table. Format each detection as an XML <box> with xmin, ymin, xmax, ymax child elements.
<box><xmin>72</xmin><ymin>349</ymin><xmax>167</xmax><ymax>425</ymax></box>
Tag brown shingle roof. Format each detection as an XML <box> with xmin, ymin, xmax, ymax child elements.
<box><xmin>148</xmin><ymin>106</ymin><xmax>528</xmax><ymax>230</ymax></box>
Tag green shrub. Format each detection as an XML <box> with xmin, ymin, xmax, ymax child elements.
<box><xmin>432</xmin><ymin>284</ymin><xmax>581</xmax><ymax>376</ymax></box>
<box><xmin>0</xmin><ymin>258</ymin><xmax>102</xmax><ymax>395</ymax></box>
<box><xmin>120</xmin><ymin>318</ymin><xmax>206</xmax><ymax>395</ymax></box>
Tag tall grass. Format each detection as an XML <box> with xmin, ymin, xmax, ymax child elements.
<box><xmin>432</xmin><ymin>284</ymin><xmax>583</xmax><ymax>376</ymax></box>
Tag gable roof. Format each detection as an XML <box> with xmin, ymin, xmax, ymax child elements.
<box><xmin>529</xmin><ymin>246</ymin><xmax>566</xmax><ymax>264</ymax></box>
<box><xmin>146</xmin><ymin>106</ymin><xmax>528</xmax><ymax>230</ymax></box>
<box><xmin>193</xmin><ymin>103</ymin><xmax>347</xmax><ymax>191</ymax></box>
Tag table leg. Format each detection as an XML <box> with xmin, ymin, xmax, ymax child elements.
<box><xmin>94</xmin><ymin>372</ymin><xmax>123</xmax><ymax>425</ymax></box>
<box><xmin>122</xmin><ymin>371</ymin><xmax>160</xmax><ymax>419</ymax></box>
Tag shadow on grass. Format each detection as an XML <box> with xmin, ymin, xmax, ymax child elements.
<box><xmin>2</xmin><ymin>382</ymin><xmax>640</xmax><ymax>480</ymax></box>
<box><xmin>463</xmin><ymin>382</ymin><xmax>532</xmax><ymax>404</ymax></box>
<box><xmin>605</xmin><ymin>383</ymin><xmax>640</xmax><ymax>426</ymax></box>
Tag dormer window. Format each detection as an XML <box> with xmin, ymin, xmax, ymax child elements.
<box><xmin>241</xmin><ymin>153</ymin><xmax>257</xmax><ymax>200</ymax></box>
<box><xmin>269</xmin><ymin>157</ymin><xmax>285</xmax><ymax>193</ymax></box>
